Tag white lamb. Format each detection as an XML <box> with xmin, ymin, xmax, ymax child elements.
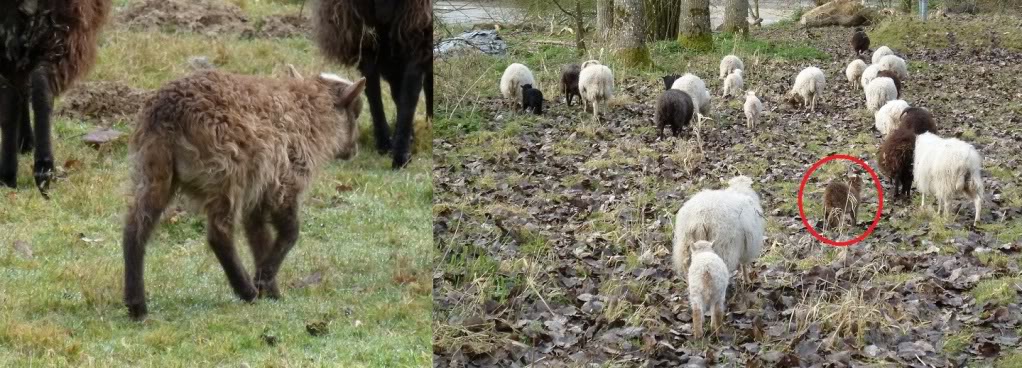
<box><xmin>671</xmin><ymin>73</ymin><xmax>711</xmax><ymax>116</ymax></box>
<box><xmin>785</xmin><ymin>66</ymin><xmax>825</xmax><ymax>112</ymax></box>
<box><xmin>578</xmin><ymin>60</ymin><xmax>614</xmax><ymax>122</ymax></box>
<box><xmin>687</xmin><ymin>240</ymin><xmax>729</xmax><ymax>339</ymax></box>
<box><xmin>499</xmin><ymin>63</ymin><xmax>535</xmax><ymax>108</ymax></box>
<box><xmin>874</xmin><ymin>99</ymin><xmax>910</xmax><ymax>136</ymax></box>
<box><xmin>859</xmin><ymin>64</ymin><xmax>881</xmax><ymax>89</ymax></box>
<box><xmin>876</xmin><ymin>54</ymin><xmax>909</xmax><ymax>80</ymax></box>
<box><xmin>672</xmin><ymin>176</ymin><xmax>765</xmax><ymax>284</ymax></box>
<box><xmin>913</xmin><ymin>133</ymin><xmax>984</xmax><ymax>225</ymax></box>
<box><xmin>722</xmin><ymin>69</ymin><xmax>744</xmax><ymax>98</ymax></box>
<box><xmin>719</xmin><ymin>55</ymin><xmax>744</xmax><ymax>80</ymax></box>
<box><xmin>845</xmin><ymin>59</ymin><xmax>867</xmax><ymax>89</ymax></box>
<box><xmin>872</xmin><ymin>46</ymin><xmax>895</xmax><ymax>64</ymax></box>
<box><xmin>743</xmin><ymin>91</ymin><xmax>762</xmax><ymax>129</ymax></box>
<box><xmin>865</xmin><ymin>77</ymin><xmax>898</xmax><ymax>112</ymax></box>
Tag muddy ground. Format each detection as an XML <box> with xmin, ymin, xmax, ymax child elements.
<box><xmin>433</xmin><ymin>16</ymin><xmax>1022</xmax><ymax>367</ymax></box>
<box><xmin>57</xmin><ymin>81</ymin><xmax>151</xmax><ymax>125</ymax></box>
<box><xmin>117</xmin><ymin>0</ymin><xmax>310</xmax><ymax>38</ymax></box>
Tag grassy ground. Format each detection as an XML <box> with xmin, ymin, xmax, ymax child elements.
<box><xmin>0</xmin><ymin>1</ymin><xmax>432</xmax><ymax>366</ymax></box>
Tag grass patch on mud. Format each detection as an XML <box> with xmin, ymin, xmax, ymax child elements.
<box><xmin>871</xmin><ymin>14</ymin><xmax>1022</xmax><ymax>51</ymax></box>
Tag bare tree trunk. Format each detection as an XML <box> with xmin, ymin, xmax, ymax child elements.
<box><xmin>615</xmin><ymin>0</ymin><xmax>652</xmax><ymax>66</ymax></box>
<box><xmin>574</xmin><ymin>0</ymin><xmax>587</xmax><ymax>56</ymax></box>
<box><xmin>598</xmin><ymin>0</ymin><xmax>614</xmax><ymax>41</ymax></box>
<box><xmin>644</xmin><ymin>0</ymin><xmax>681</xmax><ymax>41</ymax></box>
<box><xmin>723</xmin><ymin>0</ymin><xmax>749</xmax><ymax>35</ymax></box>
<box><xmin>678</xmin><ymin>0</ymin><xmax>712</xmax><ymax>50</ymax></box>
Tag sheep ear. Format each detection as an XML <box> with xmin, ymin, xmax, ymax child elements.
<box><xmin>286</xmin><ymin>64</ymin><xmax>303</xmax><ymax>80</ymax></box>
<box><xmin>337</xmin><ymin>78</ymin><xmax>367</xmax><ymax>108</ymax></box>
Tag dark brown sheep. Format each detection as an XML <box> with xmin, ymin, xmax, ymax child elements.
<box><xmin>851</xmin><ymin>27</ymin><xmax>870</xmax><ymax>56</ymax></box>
<box><xmin>900</xmin><ymin>107</ymin><xmax>937</xmax><ymax>134</ymax></box>
<box><xmin>122</xmin><ymin>68</ymin><xmax>365</xmax><ymax>320</ymax></box>
<box><xmin>662</xmin><ymin>74</ymin><xmax>681</xmax><ymax>90</ymax></box>
<box><xmin>655</xmin><ymin>89</ymin><xmax>694</xmax><ymax>139</ymax></box>
<box><xmin>878</xmin><ymin>127</ymin><xmax>916</xmax><ymax>199</ymax></box>
<box><xmin>823</xmin><ymin>174</ymin><xmax>862</xmax><ymax>229</ymax></box>
<box><xmin>876</xmin><ymin>70</ymin><xmax>901</xmax><ymax>98</ymax></box>
<box><xmin>1</xmin><ymin>0</ymin><xmax>111</xmax><ymax>195</ymax></box>
<box><xmin>560</xmin><ymin>63</ymin><xmax>581</xmax><ymax>106</ymax></box>
<box><xmin>313</xmin><ymin>0</ymin><xmax>432</xmax><ymax>169</ymax></box>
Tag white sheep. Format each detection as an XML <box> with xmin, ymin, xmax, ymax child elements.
<box><xmin>671</xmin><ymin>73</ymin><xmax>711</xmax><ymax>116</ymax></box>
<box><xmin>865</xmin><ymin>77</ymin><xmax>897</xmax><ymax>112</ymax></box>
<box><xmin>785</xmin><ymin>66</ymin><xmax>825</xmax><ymax>111</ymax></box>
<box><xmin>913</xmin><ymin>133</ymin><xmax>984</xmax><ymax>225</ymax></box>
<box><xmin>578</xmin><ymin>60</ymin><xmax>615</xmax><ymax>122</ymax></box>
<box><xmin>500</xmin><ymin>63</ymin><xmax>535</xmax><ymax>108</ymax></box>
<box><xmin>876</xmin><ymin>54</ymin><xmax>909</xmax><ymax>80</ymax></box>
<box><xmin>845</xmin><ymin>59</ymin><xmax>867</xmax><ymax>89</ymax></box>
<box><xmin>872</xmin><ymin>46</ymin><xmax>895</xmax><ymax>64</ymax></box>
<box><xmin>743</xmin><ymin>91</ymin><xmax>762</xmax><ymax>129</ymax></box>
<box><xmin>687</xmin><ymin>240</ymin><xmax>729</xmax><ymax>339</ymax></box>
<box><xmin>722</xmin><ymin>69</ymin><xmax>744</xmax><ymax>98</ymax></box>
<box><xmin>672</xmin><ymin>176</ymin><xmax>765</xmax><ymax>284</ymax></box>
<box><xmin>859</xmin><ymin>64</ymin><xmax>881</xmax><ymax>89</ymax></box>
<box><xmin>719</xmin><ymin>55</ymin><xmax>744</xmax><ymax>80</ymax></box>
<box><xmin>874</xmin><ymin>99</ymin><xmax>910</xmax><ymax>136</ymax></box>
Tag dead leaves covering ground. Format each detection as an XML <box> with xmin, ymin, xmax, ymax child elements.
<box><xmin>433</xmin><ymin>18</ymin><xmax>1022</xmax><ymax>367</ymax></box>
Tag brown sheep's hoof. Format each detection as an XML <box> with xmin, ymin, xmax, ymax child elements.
<box><xmin>127</xmin><ymin>303</ymin><xmax>148</xmax><ymax>321</ymax></box>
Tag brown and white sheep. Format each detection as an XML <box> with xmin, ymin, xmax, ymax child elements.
<box><xmin>121</xmin><ymin>68</ymin><xmax>365</xmax><ymax>320</ymax></box>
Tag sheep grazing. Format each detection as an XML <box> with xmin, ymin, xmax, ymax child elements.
<box><xmin>722</xmin><ymin>69</ymin><xmax>744</xmax><ymax>98</ymax></box>
<box><xmin>560</xmin><ymin>64</ymin><xmax>582</xmax><ymax>106</ymax></box>
<box><xmin>662</xmin><ymin>74</ymin><xmax>681</xmax><ymax>90</ymax></box>
<box><xmin>500</xmin><ymin>63</ymin><xmax>536</xmax><ymax>108</ymax></box>
<box><xmin>1</xmin><ymin>0</ymin><xmax>112</xmax><ymax>195</ymax></box>
<box><xmin>913</xmin><ymin>132</ymin><xmax>984</xmax><ymax>225</ymax></box>
<box><xmin>578</xmin><ymin>60</ymin><xmax>614</xmax><ymax>122</ymax></box>
<box><xmin>874</xmin><ymin>99</ymin><xmax>910</xmax><ymax>136</ymax></box>
<box><xmin>900</xmin><ymin>107</ymin><xmax>937</xmax><ymax>134</ymax></box>
<box><xmin>865</xmin><ymin>77</ymin><xmax>897</xmax><ymax>112</ymax></box>
<box><xmin>670</xmin><ymin>73</ymin><xmax>711</xmax><ymax>116</ymax></box>
<box><xmin>785</xmin><ymin>67</ymin><xmax>825</xmax><ymax>112</ymax></box>
<box><xmin>121</xmin><ymin>69</ymin><xmax>366</xmax><ymax>320</ymax></box>
<box><xmin>673</xmin><ymin>176</ymin><xmax>765</xmax><ymax>284</ymax></box>
<box><xmin>313</xmin><ymin>0</ymin><xmax>432</xmax><ymax>169</ymax></box>
<box><xmin>521</xmin><ymin>84</ymin><xmax>544</xmax><ymax>115</ymax></box>
<box><xmin>877</xmin><ymin>54</ymin><xmax>909</xmax><ymax>80</ymax></box>
<box><xmin>654</xmin><ymin>89</ymin><xmax>694</xmax><ymax>139</ymax></box>
<box><xmin>743</xmin><ymin>91</ymin><xmax>763</xmax><ymax>129</ymax></box>
<box><xmin>876</xmin><ymin>70</ymin><xmax>902</xmax><ymax>98</ymax></box>
<box><xmin>859</xmin><ymin>64</ymin><xmax>881</xmax><ymax>89</ymax></box>
<box><xmin>687</xmin><ymin>240</ymin><xmax>729</xmax><ymax>339</ymax></box>
<box><xmin>851</xmin><ymin>27</ymin><xmax>870</xmax><ymax>55</ymax></box>
<box><xmin>845</xmin><ymin>59</ymin><xmax>867</xmax><ymax>89</ymax></box>
<box><xmin>719</xmin><ymin>55</ymin><xmax>744</xmax><ymax>80</ymax></box>
<box><xmin>878</xmin><ymin>127</ymin><xmax>916</xmax><ymax>199</ymax></box>
<box><xmin>822</xmin><ymin>174</ymin><xmax>862</xmax><ymax>229</ymax></box>
<box><xmin>872</xmin><ymin>46</ymin><xmax>895</xmax><ymax>64</ymax></box>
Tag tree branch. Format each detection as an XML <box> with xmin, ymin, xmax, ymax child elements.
<box><xmin>551</xmin><ymin>0</ymin><xmax>578</xmax><ymax>19</ymax></box>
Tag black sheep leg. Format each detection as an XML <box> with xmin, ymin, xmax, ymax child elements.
<box><xmin>424</xmin><ymin>66</ymin><xmax>434</xmax><ymax>120</ymax></box>
<box><xmin>359</xmin><ymin>60</ymin><xmax>392</xmax><ymax>155</ymax></box>
<box><xmin>18</xmin><ymin>96</ymin><xmax>32</xmax><ymax>154</ymax></box>
<box><xmin>31</xmin><ymin>68</ymin><xmax>55</xmax><ymax>195</ymax></box>
<box><xmin>390</xmin><ymin>62</ymin><xmax>425</xmax><ymax>169</ymax></box>
<box><xmin>0</xmin><ymin>86</ymin><xmax>24</xmax><ymax>188</ymax></box>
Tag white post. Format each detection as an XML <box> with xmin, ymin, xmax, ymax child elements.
<box><xmin>919</xmin><ymin>0</ymin><xmax>928</xmax><ymax>21</ymax></box>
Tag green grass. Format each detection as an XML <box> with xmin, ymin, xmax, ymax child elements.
<box><xmin>1000</xmin><ymin>350</ymin><xmax>1022</xmax><ymax>368</ymax></box>
<box><xmin>942</xmin><ymin>329</ymin><xmax>973</xmax><ymax>355</ymax></box>
<box><xmin>871</xmin><ymin>13</ymin><xmax>1022</xmax><ymax>51</ymax></box>
<box><xmin>0</xmin><ymin>2</ymin><xmax>430</xmax><ymax>366</ymax></box>
<box><xmin>971</xmin><ymin>277</ymin><xmax>1021</xmax><ymax>307</ymax></box>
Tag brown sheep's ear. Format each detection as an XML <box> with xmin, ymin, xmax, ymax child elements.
<box><xmin>337</xmin><ymin>78</ymin><xmax>366</xmax><ymax>108</ymax></box>
<box><xmin>286</xmin><ymin>64</ymin><xmax>303</xmax><ymax>80</ymax></box>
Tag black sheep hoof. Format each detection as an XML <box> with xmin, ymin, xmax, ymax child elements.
<box><xmin>256</xmin><ymin>280</ymin><xmax>281</xmax><ymax>300</ymax></box>
<box><xmin>237</xmin><ymin>285</ymin><xmax>259</xmax><ymax>302</ymax></box>
<box><xmin>127</xmin><ymin>303</ymin><xmax>148</xmax><ymax>321</ymax></box>
<box><xmin>375</xmin><ymin>137</ymin><xmax>392</xmax><ymax>155</ymax></box>
<box><xmin>34</xmin><ymin>157</ymin><xmax>53</xmax><ymax>197</ymax></box>
<box><xmin>0</xmin><ymin>173</ymin><xmax>15</xmax><ymax>189</ymax></box>
<box><xmin>391</xmin><ymin>152</ymin><xmax>411</xmax><ymax>170</ymax></box>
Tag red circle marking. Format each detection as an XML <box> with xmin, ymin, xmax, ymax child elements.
<box><xmin>797</xmin><ymin>154</ymin><xmax>884</xmax><ymax>247</ymax></box>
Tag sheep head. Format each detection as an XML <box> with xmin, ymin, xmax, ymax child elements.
<box><xmin>302</xmin><ymin>69</ymin><xmax>366</xmax><ymax>161</ymax></box>
<box><xmin>691</xmin><ymin>240</ymin><xmax>714</xmax><ymax>253</ymax></box>
<box><xmin>662</xmin><ymin>74</ymin><xmax>680</xmax><ymax>90</ymax></box>
<box><xmin>581</xmin><ymin>60</ymin><xmax>601</xmax><ymax>70</ymax></box>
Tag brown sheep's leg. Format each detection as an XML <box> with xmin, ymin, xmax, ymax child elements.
<box><xmin>122</xmin><ymin>172</ymin><xmax>176</xmax><ymax>320</ymax></box>
<box><xmin>711</xmin><ymin>300</ymin><xmax>724</xmax><ymax>334</ymax></box>
<box><xmin>205</xmin><ymin>197</ymin><xmax>257</xmax><ymax>302</ymax></box>
<box><xmin>30</xmin><ymin>68</ymin><xmax>55</xmax><ymax>195</ymax></box>
<box><xmin>359</xmin><ymin>61</ymin><xmax>392</xmax><ymax>155</ymax></box>
<box><xmin>0</xmin><ymin>87</ymin><xmax>24</xmax><ymax>188</ymax></box>
<box><xmin>692</xmin><ymin>303</ymin><xmax>704</xmax><ymax>338</ymax></box>
<box><xmin>255</xmin><ymin>201</ymin><xmax>301</xmax><ymax>299</ymax></box>
<box><xmin>243</xmin><ymin>205</ymin><xmax>272</xmax><ymax>281</ymax></box>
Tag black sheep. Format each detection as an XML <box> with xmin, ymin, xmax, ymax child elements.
<box><xmin>654</xmin><ymin>89</ymin><xmax>694</xmax><ymax>139</ymax></box>
<box><xmin>560</xmin><ymin>64</ymin><xmax>581</xmax><ymax>106</ymax></box>
<box><xmin>877</xmin><ymin>70</ymin><xmax>902</xmax><ymax>98</ymax></box>
<box><xmin>662</xmin><ymin>74</ymin><xmax>681</xmax><ymax>90</ymax></box>
<box><xmin>878</xmin><ymin>127</ymin><xmax>916</xmax><ymax>199</ymax></box>
<box><xmin>900</xmin><ymin>107</ymin><xmax>937</xmax><ymax>134</ymax></box>
<box><xmin>851</xmin><ymin>27</ymin><xmax>870</xmax><ymax>56</ymax></box>
<box><xmin>521</xmin><ymin>84</ymin><xmax>544</xmax><ymax>115</ymax></box>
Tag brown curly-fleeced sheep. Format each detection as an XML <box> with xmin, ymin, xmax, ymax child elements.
<box><xmin>313</xmin><ymin>0</ymin><xmax>432</xmax><ymax>169</ymax></box>
<box><xmin>899</xmin><ymin>107</ymin><xmax>937</xmax><ymax>135</ymax></box>
<box><xmin>878</xmin><ymin>127</ymin><xmax>916</xmax><ymax>199</ymax></box>
<box><xmin>823</xmin><ymin>174</ymin><xmax>862</xmax><ymax>229</ymax></box>
<box><xmin>121</xmin><ymin>69</ymin><xmax>365</xmax><ymax>321</ymax></box>
<box><xmin>1</xmin><ymin>0</ymin><xmax>111</xmax><ymax>194</ymax></box>
<box><xmin>851</xmin><ymin>27</ymin><xmax>870</xmax><ymax>56</ymax></box>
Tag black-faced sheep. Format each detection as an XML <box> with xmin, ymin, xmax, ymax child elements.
<box><xmin>579</xmin><ymin>60</ymin><xmax>614</xmax><ymax>122</ymax></box>
<box><xmin>313</xmin><ymin>0</ymin><xmax>432</xmax><ymax>169</ymax></box>
<box><xmin>500</xmin><ymin>63</ymin><xmax>535</xmax><ymax>108</ymax></box>
<box><xmin>785</xmin><ymin>67</ymin><xmax>825</xmax><ymax>112</ymax></box>
<box><xmin>521</xmin><ymin>84</ymin><xmax>543</xmax><ymax>115</ymax></box>
<box><xmin>654</xmin><ymin>89</ymin><xmax>694</xmax><ymax>139</ymax></box>
<box><xmin>719</xmin><ymin>55</ymin><xmax>744</xmax><ymax>80</ymax></box>
<box><xmin>878</xmin><ymin>127</ymin><xmax>916</xmax><ymax>199</ymax></box>
<box><xmin>913</xmin><ymin>132</ymin><xmax>984</xmax><ymax>225</ymax></box>
<box><xmin>823</xmin><ymin>174</ymin><xmax>862</xmax><ymax>229</ymax></box>
<box><xmin>560</xmin><ymin>63</ymin><xmax>581</xmax><ymax>106</ymax></box>
<box><xmin>743</xmin><ymin>91</ymin><xmax>762</xmax><ymax>129</ymax></box>
<box><xmin>851</xmin><ymin>27</ymin><xmax>870</xmax><ymax>56</ymax></box>
<box><xmin>1</xmin><ymin>0</ymin><xmax>111</xmax><ymax>195</ymax></box>
<box><xmin>687</xmin><ymin>240</ymin><xmax>729</xmax><ymax>339</ymax></box>
<box><xmin>662</xmin><ymin>74</ymin><xmax>680</xmax><ymax>90</ymax></box>
<box><xmin>900</xmin><ymin>107</ymin><xmax>937</xmax><ymax>134</ymax></box>
<box><xmin>876</xmin><ymin>70</ymin><xmax>901</xmax><ymax>98</ymax></box>
<box><xmin>121</xmin><ymin>69</ymin><xmax>365</xmax><ymax>320</ymax></box>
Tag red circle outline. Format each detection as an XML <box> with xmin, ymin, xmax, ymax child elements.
<box><xmin>797</xmin><ymin>154</ymin><xmax>884</xmax><ymax>247</ymax></box>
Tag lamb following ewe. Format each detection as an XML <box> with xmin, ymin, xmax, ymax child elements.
<box><xmin>744</xmin><ymin>91</ymin><xmax>763</xmax><ymax>129</ymax></box>
<box><xmin>722</xmin><ymin>69</ymin><xmax>744</xmax><ymax>98</ymax></box>
<box><xmin>560</xmin><ymin>63</ymin><xmax>582</xmax><ymax>106</ymax></box>
<box><xmin>874</xmin><ymin>99</ymin><xmax>910</xmax><ymax>136</ymax></box>
<box><xmin>655</xmin><ymin>89</ymin><xmax>694</xmax><ymax>139</ymax></box>
<box><xmin>859</xmin><ymin>64</ymin><xmax>881</xmax><ymax>89</ymax></box>
<box><xmin>877</xmin><ymin>54</ymin><xmax>909</xmax><ymax>80</ymax></box>
<box><xmin>579</xmin><ymin>60</ymin><xmax>615</xmax><ymax>122</ymax></box>
<box><xmin>845</xmin><ymin>59</ymin><xmax>867</xmax><ymax>89</ymax></box>
<box><xmin>521</xmin><ymin>84</ymin><xmax>544</xmax><ymax>115</ymax></box>
<box><xmin>121</xmin><ymin>69</ymin><xmax>365</xmax><ymax>320</ymax></box>
<box><xmin>719</xmin><ymin>55</ymin><xmax>744</xmax><ymax>80</ymax></box>
<box><xmin>687</xmin><ymin>240</ymin><xmax>729</xmax><ymax>339</ymax></box>
<box><xmin>673</xmin><ymin>176</ymin><xmax>765</xmax><ymax>284</ymax></box>
<box><xmin>822</xmin><ymin>174</ymin><xmax>862</xmax><ymax>229</ymax></box>
<box><xmin>785</xmin><ymin>67</ymin><xmax>825</xmax><ymax>112</ymax></box>
<box><xmin>500</xmin><ymin>63</ymin><xmax>536</xmax><ymax>108</ymax></box>
<box><xmin>876</xmin><ymin>70</ymin><xmax>902</xmax><ymax>98</ymax></box>
<box><xmin>865</xmin><ymin>77</ymin><xmax>897</xmax><ymax>112</ymax></box>
<box><xmin>913</xmin><ymin>132</ymin><xmax>984</xmax><ymax>225</ymax></box>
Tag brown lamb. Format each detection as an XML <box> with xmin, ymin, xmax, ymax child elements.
<box><xmin>878</xmin><ymin>127</ymin><xmax>916</xmax><ymax>199</ymax></box>
<box><xmin>121</xmin><ymin>68</ymin><xmax>365</xmax><ymax>320</ymax></box>
<box><xmin>823</xmin><ymin>174</ymin><xmax>863</xmax><ymax>229</ymax></box>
